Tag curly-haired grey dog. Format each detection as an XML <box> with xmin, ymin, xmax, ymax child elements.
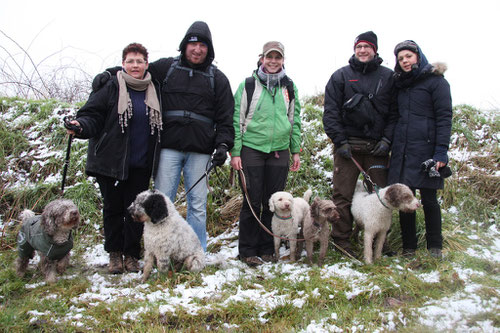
<box><xmin>351</xmin><ymin>181</ymin><xmax>420</xmax><ymax>264</ymax></box>
<box><xmin>16</xmin><ymin>199</ymin><xmax>80</xmax><ymax>283</ymax></box>
<box><xmin>302</xmin><ymin>197</ymin><xmax>339</xmax><ymax>266</ymax></box>
<box><xmin>128</xmin><ymin>189</ymin><xmax>205</xmax><ymax>282</ymax></box>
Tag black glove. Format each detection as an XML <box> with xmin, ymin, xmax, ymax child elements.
<box><xmin>337</xmin><ymin>141</ymin><xmax>352</xmax><ymax>159</ymax></box>
<box><xmin>63</xmin><ymin>116</ymin><xmax>83</xmax><ymax>135</ymax></box>
<box><xmin>372</xmin><ymin>137</ymin><xmax>391</xmax><ymax>156</ymax></box>
<box><xmin>212</xmin><ymin>144</ymin><xmax>229</xmax><ymax>166</ymax></box>
<box><xmin>91</xmin><ymin>71</ymin><xmax>111</xmax><ymax>92</ymax></box>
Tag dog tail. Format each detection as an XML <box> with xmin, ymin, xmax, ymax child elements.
<box><xmin>19</xmin><ymin>209</ymin><xmax>35</xmax><ymax>222</ymax></box>
<box><xmin>303</xmin><ymin>189</ymin><xmax>313</xmax><ymax>203</ymax></box>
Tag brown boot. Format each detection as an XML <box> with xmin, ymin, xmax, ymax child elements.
<box><xmin>124</xmin><ymin>255</ymin><xmax>140</xmax><ymax>273</ymax></box>
<box><xmin>109</xmin><ymin>252</ymin><xmax>124</xmax><ymax>274</ymax></box>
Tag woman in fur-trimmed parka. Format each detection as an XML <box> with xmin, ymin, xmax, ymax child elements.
<box><xmin>230</xmin><ymin>41</ymin><xmax>301</xmax><ymax>267</ymax></box>
<box><xmin>388</xmin><ymin>40</ymin><xmax>452</xmax><ymax>259</ymax></box>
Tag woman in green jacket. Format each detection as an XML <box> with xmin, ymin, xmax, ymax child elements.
<box><xmin>230</xmin><ymin>41</ymin><xmax>302</xmax><ymax>267</ymax></box>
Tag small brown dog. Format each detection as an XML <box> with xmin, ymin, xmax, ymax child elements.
<box><xmin>298</xmin><ymin>197</ymin><xmax>339</xmax><ymax>265</ymax></box>
<box><xmin>16</xmin><ymin>199</ymin><xmax>80</xmax><ymax>283</ymax></box>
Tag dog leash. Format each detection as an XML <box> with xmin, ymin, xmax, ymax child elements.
<box><xmin>175</xmin><ymin>159</ymin><xmax>215</xmax><ymax>204</ymax></box>
<box><xmin>350</xmin><ymin>156</ymin><xmax>390</xmax><ymax>209</ymax></box>
<box><xmin>239</xmin><ymin>169</ymin><xmax>363</xmax><ymax>264</ymax></box>
<box><xmin>61</xmin><ymin>134</ymin><xmax>73</xmax><ymax>195</ymax></box>
<box><xmin>237</xmin><ymin>169</ymin><xmax>309</xmax><ymax>242</ymax></box>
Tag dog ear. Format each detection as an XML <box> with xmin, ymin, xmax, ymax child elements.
<box><xmin>310</xmin><ymin>197</ymin><xmax>320</xmax><ymax>217</ymax></box>
<box><xmin>40</xmin><ymin>204</ymin><xmax>57</xmax><ymax>236</ymax></box>
<box><xmin>268</xmin><ymin>196</ymin><xmax>275</xmax><ymax>212</ymax></box>
<box><xmin>143</xmin><ymin>194</ymin><xmax>169</xmax><ymax>223</ymax></box>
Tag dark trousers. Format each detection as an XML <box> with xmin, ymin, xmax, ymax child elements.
<box><xmin>238</xmin><ymin>147</ymin><xmax>289</xmax><ymax>258</ymax></box>
<box><xmin>96</xmin><ymin>168</ymin><xmax>151</xmax><ymax>258</ymax></box>
<box><xmin>331</xmin><ymin>150</ymin><xmax>388</xmax><ymax>249</ymax></box>
<box><xmin>399</xmin><ymin>188</ymin><xmax>442</xmax><ymax>250</ymax></box>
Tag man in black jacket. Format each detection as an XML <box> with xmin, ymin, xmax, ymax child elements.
<box><xmin>93</xmin><ymin>21</ymin><xmax>234</xmax><ymax>251</ymax></box>
<box><xmin>323</xmin><ymin>31</ymin><xmax>398</xmax><ymax>257</ymax></box>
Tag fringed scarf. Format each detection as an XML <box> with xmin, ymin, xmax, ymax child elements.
<box><xmin>117</xmin><ymin>71</ymin><xmax>162</xmax><ymax>139</ymax></box>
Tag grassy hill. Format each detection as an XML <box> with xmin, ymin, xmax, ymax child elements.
<box><xmin>0</xmin><ymin>96</ymin><xmax>498</xmax><ymax>332</ymax></box>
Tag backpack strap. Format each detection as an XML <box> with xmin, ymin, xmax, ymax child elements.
<box><xmin>163</xmin><ymin>56</ymin><xmax>216</xmax><ymax>92</ymax></box>
<box><xmin>244</xmin><ymin>76</ymin><xmax>256</xmax><ymax>118</ymax></box>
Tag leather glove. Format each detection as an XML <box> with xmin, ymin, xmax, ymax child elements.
<box><xmin>91</xmin><ymin>71</ymin><xmax>112</xmax><ymax>92</ymax></box>
<box><xmin>372</xmin><ymin>137</ymin><xmax>391</xmax><ymax>156</ymax></box>
<box><xmin>337</xmin><ymin>141</ymin><xmax>352</xmax><ymax>159</ymax></box>
<box><xmin>212</xmin><ymin>144</ymin><xmax>229</xmax><ymax>166</ymax></box>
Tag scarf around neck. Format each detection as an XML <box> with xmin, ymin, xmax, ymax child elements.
<box><xmin>117</xmin><ymin>71</ymin><xmax>162</xmax><ymax>137</ymax></box>
<box><xmin>257</xmin><ymin>65</ymin><xmax>286</xmax><ymax>91</ymax></box>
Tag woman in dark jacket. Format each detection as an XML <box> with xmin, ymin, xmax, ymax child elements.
<box><xmin>388</xmin><ymin>40</ymin><xmax>452</xmax><ymax>259</ymax></box>
<box><xmin>67</xmin><ymin>43</ymin><xmax>162</xmax><ymax>273</ymax></box>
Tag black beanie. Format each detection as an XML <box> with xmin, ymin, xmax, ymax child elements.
<box><xmin>354</xmin><ymin>31</ymin><xmax>378</xmax><ymax>52</ymax></box>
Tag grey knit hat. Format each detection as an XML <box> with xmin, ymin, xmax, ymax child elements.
<box><xmin>394</xmin><ymin>40</ymin><xmax>419</xmax><ymax>56</ymax></box>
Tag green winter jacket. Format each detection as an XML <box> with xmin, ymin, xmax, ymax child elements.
<box><xmin>17</xmin><ymin>216</ymin><xmax>74</xmax><ymax>260</ymax></box>
<box><xmin>231</xmin><ymin>73</ymin><xmax>301</xmax><ymax>156</ymax></box>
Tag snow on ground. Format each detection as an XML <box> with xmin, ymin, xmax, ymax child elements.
<box><xmin>20</xmin><ymin>220</ymin><xmax>500</xmax><ymax>332</ymax></box>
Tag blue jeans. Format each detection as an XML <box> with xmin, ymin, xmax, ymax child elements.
<box><xmin>154</xmin><ymin>148</ymin><xmax>211</xmax><ymax>251</ymax></box>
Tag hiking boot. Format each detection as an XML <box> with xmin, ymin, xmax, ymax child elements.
<box><xmin>382</xmin><ymin>243</ymin><xmax>397</xmax><ymax>257</ymax></box>
<box><xmin>241</xmin><ymin>256</ymin><xmax>264</xmax><ymax>267</ymax></box>
<box><xmin>429</xmin><ymin>248</ymin><xmax>442</xmax><ymax>259</ymax></box>
<box><xmin>401</xmin><ymin>248</ymin><xmax>416</xmax><ymax>257</ymax></box>
<box><xmin>108</xmin><ymin>252</ymin><xmax>124</xmax><ymax>274</ymax></box>
<box><xmin>124</xmin><ymin>255</ymin><xmax>140</xmax><ymax>273</ymax></box>
<box><xmin>260</xmin><ymin>254</ymin><xmax>276</xmax><ymax>263</ymax></box>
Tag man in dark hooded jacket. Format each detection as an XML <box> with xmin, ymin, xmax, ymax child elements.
<box><xmin>323</xmin><ymin>31</ymin><xmax>398</xmax><ymax>257</ymax></box>
<box><xmin>92</xmin><ymin>21</ymin><xmax>234</xmax><ymax>251</ymax></box>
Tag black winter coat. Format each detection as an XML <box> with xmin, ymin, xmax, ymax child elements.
<box><xmin>388</xmin><ymin>63</ymin><xmax>452</xmax><ymax>189</ymax></box>
<box><xmin>323</xmin><ymin>55</ymin><xmax>398</xmax><ymax>146</ymax></box>
<box><xmin>148</xmin><ymin>21</ymin><xmax>234</xmax><ymax>154</ymax></box>
<box><xmin>148</xmin><ymin>57</ymin><xmax>235</xmax><ymax>154</ymax></box>
<box><xmin>76</xmin><ymin>77</ymin><xmax>161</xmax><ymax>181</ymax></box>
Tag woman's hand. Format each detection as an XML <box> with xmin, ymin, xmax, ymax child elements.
<box><xmin>290</xmin><ymin>153</ymin><xmax>301</xmax><ymax>172</ymax></box>
<box><xmin>230</xmin><ymin>156</ymin><xmax>242</xmax><ymax>170</ymax></box>
<box><xmin>65</xmin><ymin>119</ymin><xmax>82</xmax><ymax>136</ymax></box>
<box><xmin>435</xmin><ymin>161</ymin><xmax>446</xmax><ymax>170</ymax></box>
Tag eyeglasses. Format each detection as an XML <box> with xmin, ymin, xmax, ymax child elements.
<box><xmin>124</xmin><ymin>59</ymin><xmax>146</xmax><ymax>65</ymax></box>
<box><xmin>355</xmin><ymin>44</ymin><xmax>373</xmax><ymax>50</ymax></box>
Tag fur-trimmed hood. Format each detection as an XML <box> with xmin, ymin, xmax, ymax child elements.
<box><xmin>431</xmin><ymin>62</ymin><xmax>448</xmax><ymax>76</ymax></box>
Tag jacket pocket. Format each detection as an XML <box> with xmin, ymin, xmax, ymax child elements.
<box><xmin>94</xmin><ymin>132</ymin><xmax>107</xmax><ymax>155</ymax></box>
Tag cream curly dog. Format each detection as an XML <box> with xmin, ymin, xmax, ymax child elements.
<box><xmin>128</xmin><ymin>189</ymin><xmax>205</xmax><ymax>282</ymax></box>
<box><xmin>351</xmin><ymin>181</ymin><xmax>420</xmax><ymax>264</ymax></box>
<box><xmin>16</xmin><ymin>199</ymin><xmax>80</xmax><ymax>283</ymax></box>
<box><xmin>269</xmin><ymin>190</ymin><xmax>312</xmax><ymax>262</ymax></box>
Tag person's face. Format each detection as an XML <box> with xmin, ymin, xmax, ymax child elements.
<box><xmin>122</xmin><ymin>52</ymin><xmax>148</xmax><ymax>79</ymax></box>
<box><xmin>397</xmin><ymin>50</ymin><xmax>418</xmax><ymax>72</ymax></box>
<box><xmin>354</xmin><ymin>42</ymin><xmax>376</xmax><ymax>63</ymax></box>
<box><xmin>261</xmin><ymin>51</ymin><xmax>284</xmax><ymax>74</ymax></box>
<box><xmin>185</xmin><ymin>42</ymin><xmax>208</xmax><ymax>65</ymax></box>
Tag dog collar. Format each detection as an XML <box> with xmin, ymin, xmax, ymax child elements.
<box><xmin>274</xmin><ymin>213</ymin><xmax>292</xmax><ymax>220</ymax></box>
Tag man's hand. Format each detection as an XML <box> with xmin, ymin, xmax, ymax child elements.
<box><xmin>372</xmin><ymin>137</ymin><xmax>391</xmax><ymax>156</ymax></box>
<box><xmin>91</xmin><ymin>71</ymin><xmax>111</xmax><ymax>92</ymax></box>
<box><xmin>212</xmin><ymin>144</ymin><xmax>229</xmax><ymax>166</ymax></box>
<box><xmin>337</xmin><ymin>141</ymin><xmax>352</xmax><ymax>159</ymax></box>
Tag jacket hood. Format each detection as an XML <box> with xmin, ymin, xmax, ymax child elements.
<box><xmin>431</xmin><ymin>62</ymin><xmax>447</xmax><ymax>76</ymax></box>
<box><xmin>394</xmin><ymin>40</ymin><xmax>429</xmax><ymax>75</ymax></box>
<box><xmin>178</xmin><ymin>21</ymin><xmax>215</xmax><ymax>67</ymax></box>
